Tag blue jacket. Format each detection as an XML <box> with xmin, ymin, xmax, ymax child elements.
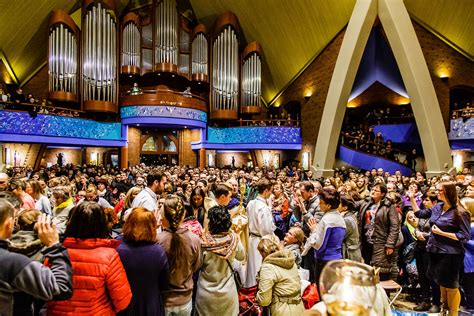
<box><xmin>415</xmin><ymin>202</ymin><xmax>470</xmax><ymax>255</ymax></box>
<box><xmin>464</xmin><ymin>223</ymin><xmax>474</xmax><ymax>273</ymax></box>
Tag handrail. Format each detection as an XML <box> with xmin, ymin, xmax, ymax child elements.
<box><xmin>340</xmin><ymin>133</ymin><xmax>410</xmax><ymax>161</ymax></box>
<box><xmin>121</xmin><ymin>87</ymin><xmax>207</xmax><ymax>102</ymax></box>
<box><xmin>452</xmin><ymin>108</ymin><xmax>474</xmax><ymax>119</ymax></box>
<box><xmin>238</xmin><ymin>118</ymin><xmax>300</xmax><ymax>127</ymax></box>
<box><xmin>0</xmin><ymin>102</ymin><xmax>91</xmax><ymax>120</ymax></box>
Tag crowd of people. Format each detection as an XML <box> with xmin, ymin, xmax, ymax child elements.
<box><xmin>0</xmin><ymin>162</ymin><xmax>473</xmax><ymax>316</ymax></box>
<box><xmin>341</xmin><ymin>126</ymin><xmax>418</xmax><ymax>169</ymax></box>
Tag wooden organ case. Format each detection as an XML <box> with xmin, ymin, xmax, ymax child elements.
<box><xmin>46</xmin><ymin>1</ymin><xmax>265</xmax><ymax>122</ymax></box>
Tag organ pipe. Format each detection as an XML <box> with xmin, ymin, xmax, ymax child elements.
<box><xmin>154</xmin><ymin>0</ymin><xmax>178</xmax><ymax>72</ymax></box>
<box><xmin>241</xmin><ymin>42</ymin><xmax>262</xmax><ymax>114</ymax></box>
<box><xmin>82</xmin><ymin>2</ymin><xmax>118</xmax><ymax>112</ymax></box>
<box><xmin>48</xmin><ymin>10</ymin><xmax>79</xmax><ymax>102</ymax></box>
<box><xmin>191</xmin><ymin>25</ymin><xmax>208</xmax><ymax>82</ymax></box>
<box><xmin>211</xmin><ymin>25</ymin><xmax>239</xmax><ymax>120</ymax></box>
<box><xmin>121</xmin><ymin>13</ymin><xmax>141</xmax><ymax>75</ymax></box>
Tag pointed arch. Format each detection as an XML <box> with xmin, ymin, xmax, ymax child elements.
<box><xmin>312</xmin><ymin>0</ymin><xmax>452</xmax><ymax>177</ymax></box>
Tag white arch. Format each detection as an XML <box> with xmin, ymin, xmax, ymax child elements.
<box><xmin>312</xmin><ymin>0</ymin><xmax>452</xmax><ymax>177</ymax></box>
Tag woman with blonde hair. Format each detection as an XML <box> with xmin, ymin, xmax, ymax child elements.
<box><xmin>256</xmin><ymin>234</ymin><xmax>305</xmax><ymax>316</ymax></box>
<box><xmin>26</xmin><ymin>180</ymin><xmax>52</xmax><ymax>215</ymax></box>
<box><xmin>157</xmin><ymin>196</ymin><xmax>202</xmax><ymax>316</ymax></box>
<box><xmin>117</xmin><ymin>208</ymin><xmax>170</xmax><ymax>316</ymax></box>
<box><xmin>283</xmin><ymin>226</ymin><xmax>305</xmax><ymax>267</ymax></box>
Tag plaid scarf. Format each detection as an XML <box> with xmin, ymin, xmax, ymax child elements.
<box><xmin>201</xmin><ymin>232</ymin><xmax>238</xmax><ymax>259</ymax></box>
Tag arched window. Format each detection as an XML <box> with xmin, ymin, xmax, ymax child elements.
<box><xmin>142</xmin><ymin>136</ymin><xmax>158</xmax><ymax>151</ymax></box>
<box><xmin>162</xmin><ymin>135</ymin><xmax>177</xmax><ymax>152</ymax></box>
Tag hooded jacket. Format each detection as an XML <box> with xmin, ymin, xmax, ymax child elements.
<box><xmin>47</xmin><ymin>238</ymin><xmax>132</xmax><ymax>316</ymax></box>
<box><xmin>256</xmin><ymin>250</ymin><xmax>305</xmax><ymax>316</ymax></box>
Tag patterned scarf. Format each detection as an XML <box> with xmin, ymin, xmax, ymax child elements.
<box><xmin>201</xmin><ymin>232</ymin><xmax>238</xmax><ymax>259</ymax></box>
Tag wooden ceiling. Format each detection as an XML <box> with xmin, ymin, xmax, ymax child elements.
<box><xmin>0</xmin><ymin>0</ymin><xmax>472</xmax><ymax>104</ymax></box>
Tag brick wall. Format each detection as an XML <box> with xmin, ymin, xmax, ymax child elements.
<box><xmin>128</xmin><ymin>127</ymin><xmax>141</xmax><ymax>166</ymax></box>
<box><xmin>272</xmin><ymin>30</ymin><xmax>347</xmax><ymax>167</ymax></box>
<box><xmin>413</xmin><ymin>22</ymin><xmax>474</xmax><ymax>130</ymax></box>
<box><xmin>21</xmin><ymin>65</ymin><xmax>48</xmax><ymax>102</ymax></box>
<box><xmin>43</xmin><ymin>148</ymin><xmax>82</xmax><ymax>166</ymax></box>
<box><xmin>179</xmin><ymin>129</ymin><xmax>200</xmax><ymax>167</ymax></box>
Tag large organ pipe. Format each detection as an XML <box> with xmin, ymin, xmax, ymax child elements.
<box><xmin>82</xmin><ymin>1</ymin><xmax>118</xmax><ymax>113</ymax></box>
<box><xmin>210</xmin><ymin>19</ymin><xmax>240</xmax><ymax>120</ymax></box>
<box><xmin>241</xmin><ymin>42</ymin><xmax>262</xmax><ymax>115</ymax></box>
<box><xmin>191</xmin><ymin>25</ymin><xmax>208</xmax><ymax>82</ymax></box>
<box><xmin>155</xmin><ymin>0</ymin><xmax>178</xmax><ymax>72</ymax></box>
<box><xmin>121</xmin><ymin>12</ymin><xmax>141</xmax><ymax>75</ymax></box>
<box><xmin>48</xmin><ymin>10</ymin><xmax>79</xmax><ymax>102</ymax></box>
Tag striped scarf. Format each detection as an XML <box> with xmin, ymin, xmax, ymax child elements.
<box><xmin>201</xmin><ymin>232</ymin><xmax>238</xmax><ymax>259</ymax></box>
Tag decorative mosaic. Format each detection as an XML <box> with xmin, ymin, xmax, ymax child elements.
<box><xmin>0</xmin><ymin>110</ymin><xmax>122</xmax><ymax>140</ymax></box>
<box><xmin>208</xmin><ymin>127</ymin><xmax>301</xmax><ymax>144</ymax></box>
<box><xmin>121</xmin><ymin>105</ymin><xmax>207</xmax><ymax>122</ymax></box>
<box><xmin>449</xmin><ymin>118</ymin><xmax>474</xmax><ymax>140</ymax></box>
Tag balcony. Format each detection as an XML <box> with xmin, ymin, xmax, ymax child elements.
<box><xmin>0</xmin><ymin>109</ymin><xmax>125</xmax><ymax>146</ymax></box>
<box><xmin>449</xmin><ymin>117</ymin><xmax>474</xmax><ymax>150</ymax></box>
<box><xmin>192</xmin><ymin>126</ymin><xmax>302</xmax><ymax>150</ymax></box>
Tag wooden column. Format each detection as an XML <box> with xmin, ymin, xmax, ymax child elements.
<box><xmin>120</xmin><ymin>147</ymin><xmax>129</xmax><ymax>169</ymax></box>
<box><xmin>199</xmin><ymin>148</ymin><xmax>206</xmax><ymax>170</ymax></box>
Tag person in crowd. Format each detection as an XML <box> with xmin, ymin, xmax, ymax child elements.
<box><xmin>412</xmin><ymin>191</ymin><xmax>441</xmax><ymax>312</ymax></box>
<box><xmin>271</xmin><ymin>182</ymin><xmax>290</xmax><ymax>240</ymax></box>
<box><xmin>116</xmin><ymin>207</ymin><xmax>170</xmax><ymax>316</ymax></box>
<box><xmin>97</xmin><ymin>178</ymin><xmax>114</xmax><ymax>205</ymax></box>
<box><xmin>412</xmin><ymin>182</ymin><xmax>470</xmax><ymax>315</ymax></box>
<box><xmin>51</xmin><ymin>186</ymin><xmax>74</xmax><ymax>235</ymax></box>
<box><xmin>196</xmin><ymin>205</ymin><xmax>244</xmax><ymax>315</ymax></box>
<box><xmin>339</xmin><ymin>195</ymin><xmax>362</xmax><ymax>262</ymax></box>
<box><xmin>303</xmin><ymin>187</ymin><xmax>346</xmax><ymax>285</ymax></box>
<box><xmin>48</xmin><ymin>201</ymin><xmax>132</xmax><ymax>315</ymax></box>
<box><xmin>400</xmin><ymin>211</ymin><xmax>419</xmax><ymax>288</ymax></box>
<box><xmin>188</xmin><ymin>187</ymin><xmax>206</xmax><ymax>227</ymax></box>
<box><xmin>83</xmin><ymin>185</ymin><xmax>113</xmax><ymax>209</ymax></box>
<box><xmin>282</xmin><ymin>226</ymin><xmax>305</xmax><ymax>267</ymax></box>
<box><xmin>460</xmin><ymin>198</ymin><xmax>474</xmax><ymax>314</ymax></box>
<box><xmin>245</xmin><ymin>178</ymin><xmax>275</xmax><ymax>288</ymax></box>
<box><xmin>9</xmin><ymin>179</ymin><xmax>36</xmax><ymax>210</ymax></box>
<box><xmin>157</xmin><ymin>195</ymin><xmax>202</xmax><ymax>316</ymax></box>
<box><xmin>0</xmin><ymin>201</ymin><xmax>73</xmax><ymax>316</ymax></box>
<box><xmin>255</xmin><ymin>234</ymin><xmax>305</xmax><ymax>315</ymax></box>
<box><xmin>356</xmin><ymin>177</ymin><xmax>370</xmax><ymax>199</ymax></box>
<box><xmin>131</xmin><ymin>170</ymin><xmax>167</xmax><ymax>213</ymax></box>
<box><xmin>26</xmin><ymin>180</ymin><xmax>52</xmax><ymax>215</ymax></box>
<box><xmin>402</xmin><ymin>182</ymin><xmax>423</xmax><ymax>210</ymax></box>
<box><xmin>358</xmin><ymin>183</ymin><xmax>400</xmax><ymax>281</ymax></box>
<box><xmin>0</xmin><ymin>172</ymin><xmax>9</xmax><ymax>191</ymax></box>
<box><xmin>245</xmin><ymin>176</ymin><xmax>260</xmax><ymax>206</ymax></box>
<box><xmin>116</xmin><ymin>186</ymin><xmax>142</xmax><ymax>218</ymax></box>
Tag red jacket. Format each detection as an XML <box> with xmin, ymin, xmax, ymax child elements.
<box><xmin>47</xmin><ymin>238</ymin><xmax>132</xmax><ymax>316</ymax></box>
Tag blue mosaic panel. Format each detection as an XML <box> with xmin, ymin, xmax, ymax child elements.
<box><xmin>0</xmin><ymin>110</ymin><xmax>122</xmax><ymax>140</ymax></box>
<box><xmin>121</xmin><ymin>105</ymin><xmax>207</xmax><ymax>122</ymax></box>
<box><xmin>208</xmin><ymin>127</ymin><xmax>301</xmax><ymax>144</ymax></box>
<box><xmin>449</xmin><ymin>118</ymin><xmax>474</xmax><ymax>140</ymax></box>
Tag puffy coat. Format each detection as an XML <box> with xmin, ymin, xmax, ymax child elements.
<box><xmin>47</xmin><ymin>238</ymin><xmax>132</xmax><ymax>316</ymax></box>
<box><xmin>256</xmin><ymin>249</ymin><xmax>305</xmax><ymax>316</ymax></box>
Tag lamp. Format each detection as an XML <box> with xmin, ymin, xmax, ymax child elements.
<box><xmin>440</xmin><ymin>76</ymin><xmax>449</xmax><ymax>83</ymax></box>
<box><xmin>304</xmin><ymin>95</ymin><xmax>311</xmax><ymax>102</ymax></box>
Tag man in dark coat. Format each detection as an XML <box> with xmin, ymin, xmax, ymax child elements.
<box><xmin>357</xmin><ymin>183</ymin><xmax>401</xmax><ymax>281</ymax></box>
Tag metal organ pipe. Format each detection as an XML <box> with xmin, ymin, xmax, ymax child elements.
<box><xmin>242</xmin><ymin>51</ymin><xmax>261</xmax><ymax>108</ymax></box>
<box><xmin>192</xmin><ymin>33</ymin><xmax>207</xmax><ymax>76</ymax></box>
<box><xmin>155</xmin><ymin>0</ymin><xmax>178</xmax><ymax>66</ymax></box>
<box><xmin>211</xmin><ymin>26</ymin><xmax>239</xmax><ymax>113</ymax></box>
<box><xmin>48</xmin><ymin>15</ymin><xmax>78</xmax><ymax>99</ymax></box>
<box><xmin>82</xmin><ymin>2</ymin><xmax>117</xmax><ymax>105</ymax></box>
<box><xmin>122</xmin><ymin>22</ymin><xmax>141</xmax><ymax>68</ymax></box>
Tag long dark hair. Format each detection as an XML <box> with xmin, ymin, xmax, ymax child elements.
<box><xmin>440</xmin><ymin>182</ymin><xmax>465</xmax><ymax>224</ymax></box>
<box><xmin>163</xmin><ymin>195</ymin><xmax>186</xmax><ymax>272</ymax></box>
<box><xmin>65</xmin><ymin>202</ymin><xmax>109</xmax><ymax>239</ymax></box>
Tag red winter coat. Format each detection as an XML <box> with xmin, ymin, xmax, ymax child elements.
<box><xmin>47</xmin><ymin>238</ymin><xmax>132</xmax><ymax>316</ymax></box>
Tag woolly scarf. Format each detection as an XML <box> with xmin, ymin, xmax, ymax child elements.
<box><xmin>201</xmin><ymin>232</ymin><xmax>238</xmax><ymax>259</ymax></box>
<box><xmin>56</xmin><ymin>197</ymin><xmax>74</xmax><ymax>209</ymax></box>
